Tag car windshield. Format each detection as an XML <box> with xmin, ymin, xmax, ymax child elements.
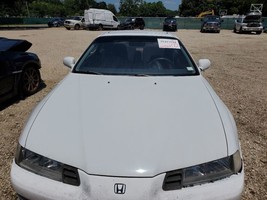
<box><xmin>74</xmin><ymin>36</ymin><xmax>198</xmax><ymax>76</ymax></box>
<box><xmin>204</xmin><ymin>16</ymin><xmax>220</xmax><ymax>22</ymax></box>
<box><xmin>73</xmin><ymin>16</ymin><xmax>82</xmax><ymax>20</ymax></box>
<box><xmin>165</xmin><ymin>18</ymin><xmax>176</xmax><ymax>23</ymax></box>
<box><xmin>125</xmin><ymin>18</ymin><xmax>134</xmax><ymax>23</ymax></box>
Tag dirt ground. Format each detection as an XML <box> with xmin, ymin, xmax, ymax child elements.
<box><xmin>0</xmin><ymin>28</ymin><xmax>266</xmax><ymax>200</ymax></box>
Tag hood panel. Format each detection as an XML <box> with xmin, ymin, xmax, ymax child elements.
<box><xmin>0</xmin><ymin>38</ymin><xmax>32</xmax><ymax>52</ymax></box>
<box><xmin>26</xmin><ymin>74</ymin><xmax>227</xmax><ymax>177</ymax></box>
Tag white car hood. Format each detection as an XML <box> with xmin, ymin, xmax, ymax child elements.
<box><xmin>25</xmin><ymin>74</ymin><xmax>228</xmax><ymax>177</ymax></box>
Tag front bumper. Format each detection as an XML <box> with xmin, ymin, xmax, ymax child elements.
<box><xmin>11</xmin><ymin>160</ymin><xmax>244</xmax><ymax>200</ymax></box>
<box><xmin>203</xmin><ymin>26</ymin><xmax>220</xmax><ymax>31</ymax></box>
<box><xmin>242</xmin><ymin>26</ymin><xmax>263</xmax><ymax>32</ymax></box>
<box><xmin>163</xmin><ymin>25</ymin><xmax>177</xmax><ymax>31</ymax></box>
<box><xmin>64</xmin><ymin>23</ymin><xmax>74</xmax><ymax>29</ymax></box>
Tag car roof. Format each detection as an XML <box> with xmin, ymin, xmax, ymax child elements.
<box><xmin>99</xmin><ymin>30</ymin><xmax>179</xmax><ymax>39</ymax></box>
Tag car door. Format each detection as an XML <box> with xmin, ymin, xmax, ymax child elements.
<box><xmin>235</xmin><ymin>18</ymin><xmax>242</xmax><ymax>30</ymax></box>
<box><xmin>0</xmin><ymin>52</ymin><xmax>15</xmax><ymax>97</ymax></box>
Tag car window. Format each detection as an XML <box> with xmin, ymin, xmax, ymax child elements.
<box><xmin>73</xmin><ymin>16</ymin><xmax>82</xmax><ymax>20</ymax></box>
<box><xmin>74</xmin><ymin>36</ymin><xmax>198</xmax><ymax>76</ymax></box>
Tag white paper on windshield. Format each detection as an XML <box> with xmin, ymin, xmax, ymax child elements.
<box><xmin>157</xmin><ymin>39</ymin><xmax>180</xmax><ymax>49</ymax></box>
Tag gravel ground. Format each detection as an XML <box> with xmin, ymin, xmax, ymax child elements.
<box><xmin>0</xmin><ymin>28</ymin><xmax>266</xmax><ymax>200</ymax></box>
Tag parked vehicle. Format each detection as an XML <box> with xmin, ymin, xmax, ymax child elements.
<box><xmin>119</xmin><ymin>17</ymin><xmax>145</xmax><ymax>30</ymax></box>
<box><xmin>48</xmin><ymin>17</ymin><xmax>65</xmax><ymax>27</ymax></box>
<box><xmin>11</xmin><ymin>30</ymin><xmax>244</xmax><ymax>200</ymax></box>
<box><xmin>0</xmin><ymin>38</ymin><xmax>41</xmax><ymax>103</ymax></box>
<box><xmin>163</xmin><ymin>17</ymin><xmax>177</xmax><ymax>32</ymax></box>
<box><xmin>64</xmin><ymin>16</ymin><xmax>85</xmax><ymax>30</ymax></box>
<box><xmin>84</xmin><ymin>8</ymin><xmax>120</xmax><ymax>30</ymax></box>
<box><xmin>234</xmin><ymin>12</ymin><xmax>263</xmax><ymax>34</ymax></box>
<box><xmin>200</xmin><ymin>15</ymin><xmax>222</xmax><ymax>33</ymax></box>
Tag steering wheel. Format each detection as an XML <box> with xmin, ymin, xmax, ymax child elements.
<box><xmin>148</xmin><ymin>57</ymin><xmax>173</xmax><ymax>70</ymax></box>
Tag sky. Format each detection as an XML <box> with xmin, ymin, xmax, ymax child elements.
<box><xmin>102</xmin><ymin>0</ymin><xmax>181</xmax><ymax>11</ymax></box>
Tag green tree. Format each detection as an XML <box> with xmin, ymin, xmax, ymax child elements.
<box><xmin>107</xmin><ymin>4</ymin><xmax>117</xmax><ymax>14</ymax></box>
<box><xmin>95</xmin><ymin>1</ymin><xmax>107</xmax><ymax>9</ymax></box>
<box><xmin>140</xmin><ymin>1</ymin><xmax>166</xmax><ymax>17</ymax></box>
<box><xmin>119</xmin><ymin>0</ymin><xmax>143</xmax><ymax>16</ymax></box>
<box><xmin>29</xmin><ymin>0</ymin><xmax>66</xmax><ymax>17</ymax></box>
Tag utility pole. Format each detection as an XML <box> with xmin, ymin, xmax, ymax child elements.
<box><xmin>25</xmin><ymin>1</ymin><xmax>30</xmax><ymax>17</ymax></box>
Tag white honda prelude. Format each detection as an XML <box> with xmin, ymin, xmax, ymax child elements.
<box><xmin>11</xmin><ymin>31</ymin><xmax>244</xmax><ymax>200</ymax></box>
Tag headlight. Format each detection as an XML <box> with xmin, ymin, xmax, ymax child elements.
<box><xmin>163</xmin><ymin>151</ymin><xmax>242</xmax><ymax>190</ymax></box>
<box><xmin>15</xmin><ymin>144</ymin><xmax>80</xmax><ymax>186</ymax></box>
<box><xmin>183</xmin><ymin>150</ymin><xmax>242</xmax><ymax>187</ymax></box>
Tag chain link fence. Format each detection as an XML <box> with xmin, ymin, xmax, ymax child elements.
<box><xmin>1</xmin><ymin>17</ymin><xmax>266</xmax><ymax>30</ymax></box>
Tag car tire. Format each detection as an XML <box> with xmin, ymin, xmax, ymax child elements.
<box><xmin>98</xmin><ymin>24</ymin><xmax>103</xmax><ymax>31</ymax></box>
<box><xmin>74</xmin><ymin>24</ymin><xmax>80</xmax><ymax>30</ymax></box>
<box><xmin>20</xmin><ymin>66</ymin><xmax>41</xmax><ymax>96</ymax></box>
<box><xmin>233</xmin><ymin>27</ymin><xmax>237</xmax><ymax>33</ymax></box>
<box><xmin>256</xmin><ymin>31</ymin><xmax>262</xmax><ymax>35</ymax></box>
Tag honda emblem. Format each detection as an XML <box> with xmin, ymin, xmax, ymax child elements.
<box><xmin>114</xmin><ymin>183</ymin><xmax>126</xmax><ymax>194</ymax></box>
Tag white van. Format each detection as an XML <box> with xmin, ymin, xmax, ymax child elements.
<box><xmin>84</xmin><ymin>8</ymin><xmax>120</xmax><ymax>30</ymax></box>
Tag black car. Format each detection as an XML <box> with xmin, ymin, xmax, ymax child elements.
<box><xmin>163</xmin><ymin>17</ymin><xmax>177</xmax><ymax>32</ymax></box>
<box><xmin>200</xmin><ymin>15</ymin><xmax>222</xmax><ymax>33</ymax></box>
<box><xmin>0</xmin><ymin>38</ymin><xmax>41</xmax><ymax>103</ymax></box>
<box><xmin>119</xmin><ymin>17</ymin><xmax>145</xmax><ymax>30</ymax></box>
<box><xmin>48</xmin><ymin>17</ymin><xmax>65</xmax><ymax>27</ymax></box>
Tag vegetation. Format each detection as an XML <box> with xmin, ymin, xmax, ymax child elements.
<box><xmin>0</xmin><ymin>0</ymin><xmax>266</xmax><ymax>17</ymax></box>
<box><xmin>0</xmin><ymin>0</ymin><xmax>177</xmax><ymax>17</ymax></box>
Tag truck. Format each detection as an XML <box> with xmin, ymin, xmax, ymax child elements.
<box><xmin>84</xmin><ymin>8</ymin><xmax>120</xmax><ymax>30</ymax></box>
<box><xmin>200</xmin><ymin>15</ymin><xmax>223</xmax><ymax>33</ymax></box>
<box><xmin>64</xmin><ymin>16</ymin><xmax>86</xmax><ymax>30</ymax></box>
<box><xmin>233</xmin><ymin>12</ymin><xmax>263</xmax><ymax>34</ymax></box>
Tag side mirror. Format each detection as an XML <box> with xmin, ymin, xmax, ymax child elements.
<box><xmin>198</xmin><ymin>59</ymin><xmax>211</xmax><ymax>71</ymax></box>
<box><xmin>63</xmin><ymin>57</ymin><xmax>76</xmax><ymax>69</ymax></box>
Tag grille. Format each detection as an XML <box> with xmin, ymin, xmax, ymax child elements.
<box><xmin>62</xmin><ymin>165</ymin><xmax>80</xmax><ymax>186</ymax></box>
<box><xmin>248</xmin><ymin>23</ymin><xmax>260</xmax><ymax>27</ymax></box>
<box><xmin>162</xmin><ymin>170</ymin><xmax>183</xmax><ymax>191</ymax></box>
<box><xmin>207</xmin><ymin>23</ymin><xmax>218</xmax><ymax>27</ymax></box>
